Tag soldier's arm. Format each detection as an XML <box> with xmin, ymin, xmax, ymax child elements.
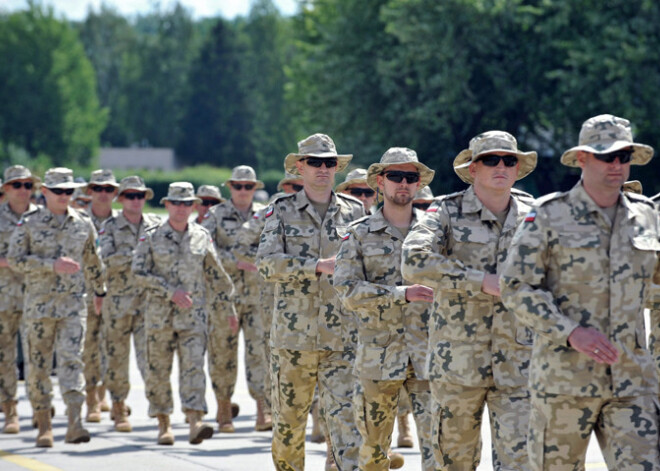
<box><xmin>82</xmin><ymin>222</ymin><xmax>106</xmax><ymax>295</ymax></box>
<box><xmin>131</xmin><ymin>235</ymin><xmax>178</xmax><ymax>299</ymax></box>
<box><xmin>100</xmin><ymin>222</ymin><xmax>131</xmax><ymax>267</ymax></box>
<box><xmin>401</xmin><ymin>206</ymin><xmax>484</xmax><ymax>297</ymax></box>
<box><xmin>334</xmin><ymin>228</ymin><xmax>407</xmax><ymax>312</ymax></box>
<box><xmin>234</xmin><ymin>214</ymin><xmax>263</xmax><ymax>264</ymax></box>
<box><xmin>7</xmin><ymin>222</ymin><xmax>56</xmax><ymax>273</ymax></box>
<box><xmin>500</xmin><ymin>209</ymin><xmax>579</xmax><ymax>345</ymax></box>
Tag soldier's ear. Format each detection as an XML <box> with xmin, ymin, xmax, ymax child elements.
<box><xmin>576</xmin><ymin>151</ymin><xmax>588</xmax><ymax>169</ymax></box>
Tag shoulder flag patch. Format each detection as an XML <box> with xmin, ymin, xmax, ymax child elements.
<box><xmin>139</xmin><ymin>235</ymin><xmax>146</xmax><ymax>242</ymax></box>
<box><xmin>524</xmin><ymin>211</ymin><xmax>537</xmax><ymax>223</ymax></box>
<box><xmin>265</xmin><ymin>206</ymin><xmax>274</xmax><ymax>218</ymax></box>
<box><xmin>16</xmin><ymin>219</ymin><xmax>23</xmax><ymax>226</ymax></box>
<box><xmin>426</xmin><ymin>207</ymin><xmax>438</xmax><ymax>213</ymax></box>
<box><xmin>98</xmin><ymin>227</ymin><xmax>105</xmax><ymax>235</ymax></box>
<box><xmin>341</xmin><ymin>233</ymin><xmax>351</xmax><ymax>241</ymax></box>
<box><xmin>253</xmin><ymin>213</ymin><xmax>260</xmax><ymax>219</ymax></box>
<box><xmin>203</xmin><ymin>212</ymin><xmax>211</xmax><ymax>219</ymax></box>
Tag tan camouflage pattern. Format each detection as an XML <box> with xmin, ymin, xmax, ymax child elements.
<box><xmin>500</xmin><ymin>182</ymin><xmax>660</xmax><ymax>398</ymax></box>
<box><xmin>3</xmin><ymin>164</ymin><xmax>41</xmax><ymax>185</ymax></box>
<box><xmin>256</xmin><ymin>190</ymin><xmax>365</xmax><ymax>351</ymax></box>
<box><xmin>648</xmin><ymin>194</ymin><xmax>660</xmax><ymax>388</ymax></box>
<box><xmin>42</xmin><ymin>167</ymin><xmax>85</xmax><ymax>189</ymax></box>
<box><xmin>225</xmin><ymin>165</ymin><xmax>265</xmax><ymax>189</ymax></box>
<box><xmin>87</xmin><ymin>168</ymin><xmax>119</xmax><ymax>187</ymax></box>
<box><xmin>0</xmin><ymin>308</ymin><xmax>22</xmax><ymax>403</ymax></box>
<box><xmin>132</xmin><ymin>220</ymin><xmax>235</xmax><ymax>415</ymax></box>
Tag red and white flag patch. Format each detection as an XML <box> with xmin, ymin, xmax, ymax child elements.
<box><xmin>524</xmin><ymin>211</ymin><xmax>536</xmax><ymax>223</ymax></box>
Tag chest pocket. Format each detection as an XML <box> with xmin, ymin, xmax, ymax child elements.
<box><xmin>449</xmin><ymin>223</ymin><xmax>495</xmax><ymax>264</ymax></box>
<box><xmin>362</xmin><ymin>241</ymin><xmax>399</xmax><ymax>284</ymax></box>
<box><xmin>556</xmin><ymin>227</ymin><xmax>603</xmax><ymax>283</ymax></box>
<box><xmin>284</xmin><ymin>225</ymin><xmax>317</xmax><ymax>258</ymax></box>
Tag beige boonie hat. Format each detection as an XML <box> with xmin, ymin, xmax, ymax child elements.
<box><xmin>560</xmin><ymin>114</ymin><xmax>653</xmax><ymax>167</ymax></box>
<box><xmin>453</xmin><ymin>131</ymin><xmax>537</xmax><ymax>184</ymax></box>
<box><xmin>86</xmin><ymin>169</ymin><xmax>119</xmax><ymax>191</ymax></box>
<box><xmin>43</xmin><ymin>168</ymin><xmax>85</xmax><ymax>189</ymax></box>
<box><xmin>197</xmin><ymin>184</ymin><xmax>223</xmax><ymax>201</ymax></box>
<box><xmin>335</xmin><ymin>168</ymin><xmax>369</xmax><ymax>193</ymax></box>
<box><xmin>3</xmin><ymin>165</ymin><xmax>41</xmax><ymax>186</ymax></box>
<box><xmin>284</xmin><ymin>133</ymin><xmax>352</xmax><ymax>175</ymax></box>
<box><xmin>224</xmin><ymin>165</ymin><xmax>264</xmax><ymax>190</ymax></box>
<box><xmin>622</xmin><ymin>180</ymin><xmax>643</xmax><ymax>195</ymax></box>
<box><xmin>160</xmin><ymin>182</ymin><xmax>200</xmax><ymax>205</ymax></box>
<box><xmin>71</xmin><ymin>187</ymin><xmax>92</xmax><ymax>202</ymax></box>
<box><xmin>118</xmin><ymin>176</ymin><xmax>154</xmax><ymax>200</ymax></box>
<box><xmin>276</xmin><ymin>172</ymin><xmax>303</xmax><ymax>192</ymax></box>
<box><xmin>366</xmin><ymin>147</ymin><xmax>435</xmax><ymax>191</ymax></box>
<box><xmin>414</xmin><ymin>186</ymin><xmax>434</xmax><ymax>201</ymax></box>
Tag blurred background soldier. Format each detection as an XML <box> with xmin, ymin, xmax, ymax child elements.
<box><xmin>193</xmin><ymin>185</ymin><xmax>223</xmax><ymax>224</ymax></box>
<box><xmin>70</xmin><ymin>187</ymin><xmax>92</xmax><ymax>212</ymax></box>
<box><xmin>412</xmin><ymin>186</ymin><xmax>434</xmax><ymax>212</ymax></box>
<box><xmin>336</xmin><ymin>168</ymin><xmax>377</xmax><ymax>214</ymax></box>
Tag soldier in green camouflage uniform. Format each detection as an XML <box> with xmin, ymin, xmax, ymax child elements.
<box><xmin>257</xmin><ymin>134</ymin><xmax>365</xmax><ymax>471</ymax></box>
<box><xmin>8</xmin><ymin>168</ymin><xmax>106</xmax><ymax>447</ymax></box>
<box><xmin>500</xmin><ymin>115</ymin><xmax>660</xmax><ymax>470</ymax></box>
<box><xmin>99</xmin><ymin>176</ymin><xmax>161</xmax><ymax>432</ymax></box>
<box><xmin>0</xmin><ymin>166</ymin><xmax>39</xmax><ymax>434</ymax></box>
<box><xmin>201</xmin><ymin>166</ymin><xmax>271</xmax><ymax>432</ymax></box>
<box><xmin>402</xmin><ymin>131</ymin><xmax>538</xmax><ymax>470</ymax></box>
<box><xmin>334</xmin><ymin>148</ymin><xmax>436</xmax><ymax>471</ymax></box>
<box><xmin>132</xmin><ymin>182</ymin><xmax>235</xmax><ymax>445</ymax></box>
<box><xmin>82</xmin><ymin>169</ymin><xmax>119</xmax><ymax>421</ymax></box>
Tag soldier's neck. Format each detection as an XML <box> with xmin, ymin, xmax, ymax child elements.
<box><xmin>582</xmin><ymin>182</ymin><xmax>619</xmax><ymax>209</ymax></box>
<box><xmin>231</xmin><ymin>198</ymin><xmax>252</xmax><ymax>213</ymax></box>
<box><xmin>303</xmin><ymin>186</ymin><xmax>332</xmax><ymax>204</ymax></box>
<box><xmin>91</xmin><ymin>204</ymin><xmax>112</xmax><ymax>219</ymax></box>
<box><xmin>382</xmin><ymin>202</ymin><xmax>413</xmax><ymax>228</ymax></box>
<box><xmin>473</xmin><ymin>185</ymin><xmax>511</xmax><ymax>214</ymax></box>
<box><xmin>122</xmin><ymin>208</ymin><xmax>143</xmax><ymax>225</ymax></box>
<box><xmin>8</xmin><ymin>199</ymin><xmax>29</xmax><ymax>216</ymax></box>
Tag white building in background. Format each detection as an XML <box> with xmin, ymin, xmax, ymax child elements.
<box><xmin>99</xmin><ymin>148</ymin><xmax>177</xmax><ymax>171</ymax></box>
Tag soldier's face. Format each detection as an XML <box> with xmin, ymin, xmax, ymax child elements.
<box><xmin>469</xmin><ymin>152</ymin><xmax>519</xmax><ymax>193</ymax></box>
<box><xmin>281</xmin><ymin>180</ymin><xmax>303</xmax><ymax>194</ymax></box>
<box><xmin>3</xmin><ymin>178</ymin><xmax>33</xmax><ymax>207</ymax></box>
<box><xmin>229</xmin><ymin>181</ymin><xmax>256</xmax><ymax>207</ymax></box>
<box><xmin>343</xmin><ymin>183</ymin><xmax>377</xmax><ymax>209</ymax></box>
<box><xmin>578</xmin><ymin>150</ymin><xmax>631</xmax><ymax>193</ymax></box>
<box><xmin>165</xmin><ymin>200</ymin><xmax>194</xmax><ymax>225</ymax></box>
<box><xmin>118</xmin><ymin>192</ymin><xmax>146</xmax><ymax>216</ymax></box>
<box><xmin>42</xmin><ymin>187</ymin><xmax>72</xmax><ymax>215</ymax></box>
<box><xmin>87</xmin><ymin>185</ymin><xmax>118</xmax><ymax>207</ymax></box>
<box><xmin>296</xmin><ymin>158</ymin><xmax>336</xmax><ymax>192</ymax></box>
<box><xmin>377</xmin><ymin>163</ymin><xmax>420</xmax><ymax>207</ymax></box>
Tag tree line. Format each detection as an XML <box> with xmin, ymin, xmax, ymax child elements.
<box><xmin>1</xmin><ymin>0</ymin><xmax>660</xmax><ymax>197</ymax></box>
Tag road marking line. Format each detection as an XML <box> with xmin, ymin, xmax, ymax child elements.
<box><xmin>586</xmin><ymin>464</ymin><xmax>607</xmax><ymax>469</ymax></box>
<box><xmin>0</xmin><ymin>450</ymin><xmax>63</xmax><ymax>471</ymax></box>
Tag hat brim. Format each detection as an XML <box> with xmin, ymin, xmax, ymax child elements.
<box><xmin>85</xmin><ymin>182</ymin><xmax>120</xmax><ymax>192</ymax></box>
<box><xmin>335</xmin><ymin>178</ymin><xmax>369</xmax><ymax>193</ymax></box>
<box><xmin>119</xmin><ymin>188</ymin><xmax>154</xmax><ymax>201</ymax></box>
<box><xmin>453</xmin><ymin>149</ymin><xmax>538</xmax><ymax>184</ymax></box>
<box><xmin>277</xmin><ymin>178</ymin><xmax>301</xmax><ymax>192</ymax></box>
<box><xmin>223</xmin><ymin>179</ymin><xmax>265</xmax><ymax>190</ymax></box>
<box><xmin>560</xmin><ymin>141</ymin><xmax>653</xmax><ymax>167</ymax></box>
<box><xmin>284</xmin><ymin>153</ymin><xmax>352</xmax><ymax>176</ymax></box>
<box><xmin>4</xmin><ymin>175</ymin><xmax>41</xmax><ymax>187</ymax></box>
<box><xmin>365</xmin><ymin>162</ymin><xmax>435</xmax><ymax>193</ymax></box>
<box><xmin>44</xmin><ymin>182</ymin><xmax>86</xmax><ymax>190</ymax></box>
<box><xmin>160</xmin><ymin>196</ymin><xmax>201</xmax><ymax>205</ymax></box>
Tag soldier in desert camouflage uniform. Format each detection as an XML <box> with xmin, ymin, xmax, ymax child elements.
<box><xmin>82</xmin><ymin>169</ymin><xmax>119</xmax><ymax>421</ymax></box>
<box><xmin>0</xmin><ymin>166</ymin><xmax>39</xmax><ymax>434</ymax></box>
<box><xmin>500</xmin><ymin>115</ymin><xmax>660</xmax><ymax>470</ymax></box>
<box><xmin>193</xmin><ymin>185</ymin><xmax>223</xmax><ymax>225</ymax></box>
<box><xmin>202</xmin><ymin>166</ymin><xmax>271</xmax><ymax>432</ymax></box>
<box><xmin>650</xmin><ymin>192</ymin><xmax>660</xmax><ymax>395</ymax></box>
<box><xmin>334</xmin><ymin>148</ymin><xmax>436</xmax><ymax>471</ymax></box>
<box><xmin>132</xmin><ymin>182</ymin><xmax>235</xmax><ymax>445</ymax></box>
<box><xmin>8</xmin><ymin>167</ymin><xmax>105</xmax><ymax>447</ymax></box>
<box><xmin>402</xmin><ymin>131</ymin><xmax>538</xmax><ymax>470</ymax></box>
<box><xmin>257</xmin><ymin>133</ymin><xmax>365</xmax><ymax>471</ymax></box>
<box><xmin>336</xmin><ymin>168</ymin><xmax>377</xmax><ymax>215</ymax></box>
<box><xmin>99</xmin><ymin>176</ymin><xmax>160</xmax><ymax>432</ymax></box>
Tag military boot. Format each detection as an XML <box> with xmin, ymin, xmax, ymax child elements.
<box><xmin>325</xmin><ymin>437</ymin><xmax>338</xmax><ymax>471</ymax></box>
<box><xmin>186</xmin><ymin>410</ymin><xmax>213</xmax><ymax>444</ymax></box>
<box><xmin>64</xmin><ymin>402</ymin><xmax>90</xmax><ymax>444</ymax></box>
<box><xmin>85</xmin><ymin>386</ymin><xmax>101</xmax><ymax>423</ymax></box>
<box><xmin>254</xmin><ymin>398</ymin><xmax>272</xmax><ymax>431</ymax></box>
<box><xmin>217</xmin><ymin>399</ymin><xmax>234</xmax><ymax>433</ymax></box>
<box><xmin>35</xmin><ymin>409</ymin><xmax>53</xmax><ymax>448</ymax></box>
<box><xmin>310</xmin><ymin>401</ymin><xmax>324</xmax><ymax>443</ymax></box>
<box><xmin>32</xmin><ymin>405</ymin><xmax>55</xmax><ymax>429</ymax></box>
<box><xmin>97</xmin><ymin>384</ymin><xmax>110</xmax><ymax>412</ymax></box>
<box><xmin>112</xmin><ymin>401</ymin><xmax>132</xmax><ymax>432</ymax></box>
<box><xmin>389</xmin><ymin>451</ymin><xmax>405</xmax><ymax>469</ymax></box>
<box><xmin>156</xmin><ymin>414</ymin><xmax>174</xmax><ymax>445</ymax></box>
<box><xmin>396</xmin><ymin>414</ymin><xmax>414</xmax><ymax>448</ymax></box>
<box><xmin>2</xmin><ymin>400</ymin><xmax>19</xmax><ymax>434</ymax></box>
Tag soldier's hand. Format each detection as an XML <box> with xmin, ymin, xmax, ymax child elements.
<box><xmin>172</xmin><ymin>289</ymin><xmax>193</xmax><ymax>309</ymax></box>
<box><xmin>405</xmin><ymin>285</ymin><xmax>434</xmax><ymax>303</ymax></box>
<box><xmin>568</xmin><ymin>326</ymin><xmax>619</xmax><ymax>364</ymax></box>
<box><xmin>53</xmin><ymin>257</ymin><xmax>81</xmax><ymax>274</ymax></box>
<box><xmin>228</xmin><ymin>316</ymin><xmax>239</xmax><ymax>335</ymax></box>
<box><xmin>94</xmin><ymin>295</ymin><xmax>104</xmax><ymax>316</ymax></box>
<box><xmin>0</xmin><ymin>257</ymin><xmax>9</xmax><ymax>268</ymax></box>
<box><xmin>316</xmin><ymin>257</ymin><xmax>336</xmax><ymax>275</ymax></box>
<box><xmin>236</xmin><ymin>260</ymin><xmax>258</xmax><ymax>272</ymax></box>
<box><xmin>481</xmin><ymin>274</ymin><xmax>501</xmax><ymax>296</ymax></box>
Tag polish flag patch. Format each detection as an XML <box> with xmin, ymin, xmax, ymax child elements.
<box><xmin>265</xmin><ymin>206</ymin><xmax>274</xmax><ymax>218</ymax></box>
<box><xmin>342</xmin><ymin>233</ymin><xmax>351</xmax><ymax>240</ymax></box>
<box><xmin>98</xmin><ymin>228</ymin><xmax>105</xmax><ymax>235</ymax></box>
<box><xmin>426</xmin><ymin>207</ymin><xmax>438</xmax><ymax>213</ymax></box>
<box><xmin>139</xmin><ymin>235</ymin><xmax>146</xmax><ymax>242</ymax></box>
<box><xmin>524</xmin><ymin>211</ymin><xmax>536</xmax><ymax>223</ymax></box>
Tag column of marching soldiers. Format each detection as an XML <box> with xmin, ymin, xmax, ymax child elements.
<box><xmin>1</xmin><ymin>113</ymin><xmax>660</xmax><ymax>471</ymax></box>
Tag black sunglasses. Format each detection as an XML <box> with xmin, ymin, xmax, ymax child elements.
<box><xmin>348</xmin><ymin>188</ymin><xmax>375</xmax><ymax>197</ymax></box>
<box><xmin>49</xmin><ymin>188</ymin><xmax>75</xmax><ymax>196</ymax></box>
<box><xmin>383</xmin><ymin>171</ymin><xmax>420</xmax><ymax>184</ymax></box>
<box><xmin>122</xmin><ymin>192</ymin><xmax>146</xmax><ymax>200</ymax></box>
<box><xmin>476</xmin><ymin>154</ymin><xmax>519</xmax><ymax>167</ymax></box>
<box><xmin>201</xmin><ymin>199</ymin><xmax>219</xmax><ymax>206</ymax></box>
<box><xmin>288</xmin><ymin>183</ymin><xmax>304</xmax><ymax>192</ymax></box>
<box><xmin>170</xmin><ymin>200</ymin><xmax>194</xmax><ymax>207</ymax></box>
<box><xmin>593</xmin><ymin>149</ymin><xmax>633</xmax><ymax>164</ymax></box>
<box><xmin>10</xmin><ymin>181</ymin><xmax>34</xmax><ymax>190</ymax></box>
<box><xmin>303</xmin><ymin>157</ymin><xmax>338</xmax><ymax>168</ymax></box>
<box><xmin>90</xmin><ymin>185</ymin><xmax>116</xmax><ymax>193</ymax></box>
<box><xmin>413</xmin><ymin>202</ymin><xmax>431</xmax><ymax>211</ymax></box>
<box><xmin>231</xmin><ymin>183</ymin><xmax>255</xmax><ymax>191</ymax></box>
<box><xmin>74</xmin><ymin>198</ymin><xmax>91</xmax><ymax>206</ymax></box>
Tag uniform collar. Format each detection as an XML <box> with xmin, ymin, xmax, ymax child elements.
<box><xmin>462</xmin><ymin>185</ymin><xmax>520</xmax><ymax>230</ymax></box>
<box><xmin>569</xmin><ymin>181</ymin><xmax>625</xmax><ymax>225</ymax></box>
<box><xmin>367</xmin><ymin>206</ymin><xmax>419</xmax><ymax>239</ymax></box>
<box><xmin>294</xmin><ymin>189</ymin><xmax>339</xmax><ymax>222</ymax></box>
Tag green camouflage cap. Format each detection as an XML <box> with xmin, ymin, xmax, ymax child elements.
<box><xmin>622</xmin><ymin>180</ymin><xmax>643</xmax><ymax>195</ymax></box>
<box><xmin>366</xmin><ymin>147</ymin><xmax>435</xmax><ymax>191</ymax></box>
<box><xmin>414</xmin><ymin>186</ymin><xmax>434</xmax><ymax>201</ymax></box>
<box><xmin>560</xmin><ymin>114</ymin><xmax>654</xmax><ymax>167</ymax></box>
<box><xmin>159</xmin><ymin>181</ymin><xmax>201</xmax><ymax>204</ymax></box>
<box><xmin>454</xmin><ymin>131</ymin><xmax>537</xmax><ymax>184</ymax></box>
<box><xmin>224</xmin><ymin>165</ymin><xmax>264</xmax><ymax>189</ymax></box>
<box><xmin>43</xmin><ymin>167</ymin><xmax>85</xmax><ymax>189</ymax></box>
<box><xmin>335</xmin><ymin>168</ymin><xmax>368</xmax><ymax>193</ymax></box>
<box><xmin>284</xmin><ymin>133</ymin><xmax>352</xmax><ymax>175</ymax></box>
<box><xmin>86</xmin><ymin>169</ymin><xmax>119</xmax><ymax>190</ymax></box>
<box><xmin>196</xmin><ymin>184</ymin><xmax>223</xmax><ymax>201</ymax></box>
<box><xmin>3</xmin><ymin>165</ymin><xmax>41</xmax><ymax>186</ymax></box>
<box><xmin>118</xmin><ymin>175</ymin><xmax>154</xmax><ymax>200</ymax></box>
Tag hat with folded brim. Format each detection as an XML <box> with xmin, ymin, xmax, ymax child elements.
<box><xmin>284</xmin><ymin>133</ymin><xmax>352</xmax><ymax>175</ymax></box>
<box><xmin>335</xmin><ymin>168</ymin><xmax>369</xmax><ymax>193</ymax></box>
<box><xmin>224</xmin><ymin>165</ymin><xmax>265</xmax><ymax>190</ymax></box>
<box><xmin>160</xmin><ymin>182</ymin><xmax>201</xmax><ymax>205</ymax></box>
<box><xmin>118</xmin><ymin>175</ymin><xmax>154</xmax><ymax>201</ymax></box>
<box><xmin>366</xmin><ymin>148</ymin><xmax>434</xmax><ymax>192</ymax></box>
<box><xmin>3</xmin><ymin>165</ymin><xmax>41</xmax><ymax>187</ymax></box>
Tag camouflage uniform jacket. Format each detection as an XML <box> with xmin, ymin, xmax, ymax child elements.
<box><xmin>334</xmin><ymin>207</ymin><xmax>430</xmax><ymax>380</ymax></box>
<box><xmin>0</xmin><ymin>202</ymin><xmax>38</xmax><ymax>312</ymax></box>
<box><xmin>256</xmin><ymin>190</ymin><xmax>366</xmax><ymax>351</ymax></box>
<box><xmin>131</xmin><ymin>220</ymin><xmax>235</xmax><ymax>328</ymax></box>
<box><xmin>7</xmin><ymin>205</ymin><xmax>105</xmax><ymax>318</ymax></box>
<box><xmin>202</xmin><ymin>199</ymin><xmax>264</xmax><ymax>305</ymax></box>
<box><xmin>99</xmin><ymin>211</ymin><xmax>161</xmax><ymax>317</ymax></box>
<box><xmin>401</xmin><ymin>186</ymin><xmax>534</xmax><ymax>388</ymax></box>
<box><xmin>500</xmin><ymin>182</ymin><xmax>660</xmax><ymax>398</ymax></box>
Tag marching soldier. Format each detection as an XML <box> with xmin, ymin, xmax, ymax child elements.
<box><xmin>193</xmin><ymin>185</ymin><xmax>223</xmax><ymax>225</ymax></box>
<box><xmin>336</xmin><ymin>168</ymin><xmax>377</xmax><ymax>214</ymax></box>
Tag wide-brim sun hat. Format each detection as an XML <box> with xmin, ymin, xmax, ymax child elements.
<box><xmin>276</xmin><ymin>172</ymin><xmax>303</xmax><ymax>192</ymax></box>
<box><xmin>453</xmin><ymin>130</ymin><xmax>537</xmax><ymax>184</ymax></box>
<box><xmin>223</xmin><ymin>165</ymin><xmax>265</xmax><ymax>190</ymax></box>
<box><xmin>85</xmin><ymin>169</ymin><xmax>119</xmax><ymax>191</ymax></box>
<box><xmin>560</xmin><ymin>114</ymin><xmax>653</xmax><ymax>167</ymax></box>
<box><xmin>284</xmin><ymin>133</ymin><xmax>352</xmax><ymax>175</ymax></box>
<box><xmin>118</xmin><ymin>175</ymin><xmax>154</xmax><ymax>200</ymax></box>
<box><xmin>335</xmin><ymin>168</ymin><xmax>369</xmax><ymax>193</ymax></box>
<box><xmin>3</xmin><ymin>165</ymin><xmax>41</xmax><ymax>187</ymax></box>
<box><xmin>43</xmin><ymin>167</ymin><xmax>86</xmax><ymax>189</ymax></box>
<box><xmin>159</xmin><ymin>181</ymin><xmax>201</xmax><ymax>205</ymax></box>
<box><xmin>196</xmin><ymin>184</ymin><xmax>224</xmax><ymax>202</ymax></box>
<box><xmin>366</xmin><ymin>147</ymin><xmax>435</xmax><ymax>192</ymax></box>
<box><xmin>414</xmin><ymin>186</ymin><xmax>434</xmax><ymax>201</ymax></box>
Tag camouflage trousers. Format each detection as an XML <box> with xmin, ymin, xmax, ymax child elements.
<box><xmin>26</xmin><ymin>315</ymin><xmax>86</xmax><ymax>410</ymax></box>
<box><xmin>208</xmin><ymin>303</ymin><xmax>268</xmax><ymax>402</ymax></box>
<box><xmin>104</xmin><ymin>312</ymin><xmax>148</xmax><ymax>402</ymax></box>
<box><xmin>398</xmin><ymin>386</ymin><xmax>412</xmax><ymax>416</ymax></box>
<box><xmin>529</xmin><ymin>391</ymin><xmax>660</xmax><ymax>471</ymax></box>
<box><xmin>431</xmin><ymin>381</ymin><xmax>531</xmax><ymax>471</ymax></box>
<box><xmin>271</xmin><ymin>348</ymin><xmax>361</xmax><ymax>471</ymax></box>
<box><xmin>0</xmin><ymin>309</ymin><xmax>21</xmax><ymax>403</ymax></box>
<box><xmin>82</xmin><ymin>299</ymin><xmax>106</xmax><ymax>388</ymax></box>
<box><xmin>355</xmin><ymin>364</ymin><xmax>435</xmax><ymax>471</ymax></box>
<box><xmin>145</xmin><ymin>323</ymin><xmax>208</xmax><ymax>416</ymax></box>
